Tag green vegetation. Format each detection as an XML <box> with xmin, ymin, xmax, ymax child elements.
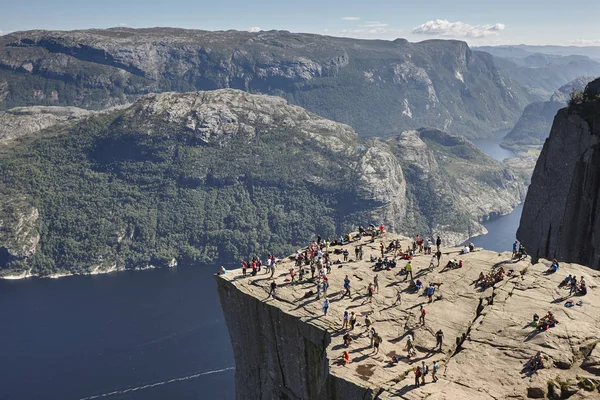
<box><xmin>0</xmin><ymin>111</ymin><xmax>373</xmax><ymax>276</ymax></box>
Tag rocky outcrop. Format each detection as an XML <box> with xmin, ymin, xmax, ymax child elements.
<box><xmin>216</xmin><ymin>233</ymin><xmax>600</xmax><ymax>399</ymax></box>
<box><xmin>0</xmin><ymin>106</ymin><xmax>91</xmax><ymax>144</ymax></box>
<box><xmin>0</xmin><ymin>195</ymin><xmax>39</xmax><ymax>263</ymax></box>
<box><xmin>519</xmin><ymin>77</ymin><xmax>600</xmax><ymax>268</ymax></box>
<box><xmin>0</xmin><ymin>28</ymin><xmax>529</xmax><ymax>138</ymax></box>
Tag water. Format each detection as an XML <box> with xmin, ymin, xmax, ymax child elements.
<box><xmin>0</xmin><ymin>266</ymin><xmax>235</xmax><ymax>400</ymax></box>
<box><xmin>466</xmin><ymin>130</ymin><xmax>523</xmax><ymax>252</ymax></box>
<box><xmin>470</xmin><ymin>130</ymin><xmax>515</xmax><ymax>162</ymax></box>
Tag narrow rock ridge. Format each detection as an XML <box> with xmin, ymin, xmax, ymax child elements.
<box><xmin>216</xmin><ymin>233</ymin><xmax>600</xmax><ymax>399</ymax></box>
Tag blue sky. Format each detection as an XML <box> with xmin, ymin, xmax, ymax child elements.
<box><xmin>1</xmin><ymin>0</ymin><xmax>599</xmax><ymax>45</ymax></box>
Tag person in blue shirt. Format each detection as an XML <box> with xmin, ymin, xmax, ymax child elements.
<box><xmin>512</xmin><ymin>240</ymin><xmax>519</xmax><ymax>258</ymax></box>
<box><xmin>427</xmin><ymin>284</ymin><xmax>435</xmax><ymax>303</ymax></box>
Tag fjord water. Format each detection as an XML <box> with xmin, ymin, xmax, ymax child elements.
<box><xmin>0</xmin><ymin>132</ymin><xmax>522</xmax><ymax>400</ymax></box>
<box><xmin>0</xmin><ymin>266</ymin><xmax>235</xmax><ymax>400</ymax></box>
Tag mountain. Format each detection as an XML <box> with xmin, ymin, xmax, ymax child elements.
<box><xmin>476</xmin><ymin>45</ymin><xmax>600</xmax><ymax>60</ymax></box>
<box><xmin>488</xmin><ymin>53</ymin><xmax>600</xmax><ymax>99</ymax></box>
<box><xmin>518</xmin><ymin>77</ymin><xmax>600</xmax><ymax>269</ymax></box>
<box><xmin>503</xmin><ymin>76</ymin><xmax>595</xmax><ymax>146</ymax></box>
<box><xmin>0</xmin><ymin>27</ymin><xmax>529</xmax><ymax>139</ymax></box>
<box><xmin>0</xmin><ymin>90</ymin><xmax>524</xmax><ymax>277</ymax></box>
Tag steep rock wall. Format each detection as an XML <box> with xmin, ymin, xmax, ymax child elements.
<box><xmin>518</xmin><ymin>77</ymin><xmax>600</xmax><ymax>268</ymax></box>
<box><xmin>215</xmin><ymin>276</ymin><xmax>377</xmax><ymax>400</ymax></box>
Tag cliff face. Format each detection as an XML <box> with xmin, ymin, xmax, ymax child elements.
<box><xmin>216</xmin><ymin>234</ymin><xmax>600</xmax><ymax>399</ymax></box>
<box><xmin>0</xmin><ymin>28</ymin><xmax>529</xmax><ymax>138</ymax></box>
<box><xmin>519</xmin><ymin>78</ymin><xmax>600</xmax><ymax>268</ymax></box>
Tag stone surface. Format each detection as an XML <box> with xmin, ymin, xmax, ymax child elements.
<box><xmin>216</xmin><ymin>232</ymin><xmax>600</xmax><ymax>399</ymax></box>
<box><xmin>518</xmin><ymin>77</ymin><xmax>600</xmax><ymax>269</ymax></box>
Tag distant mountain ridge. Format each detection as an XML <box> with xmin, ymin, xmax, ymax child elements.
<box><xmin>0</xmin><ymin>27</ymin><xmax>530</xmax><ymax>139</ymax></box>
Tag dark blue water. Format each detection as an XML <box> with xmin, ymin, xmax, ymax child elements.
<box><xmin>467</xmin><ymin>131</ymin><xmax>523</xmax><ymax>252</ymax></box>
<box><xmin>0</xmin><ymin>266</ymin><xmax>234</xmax><ymax>400</ymax></box>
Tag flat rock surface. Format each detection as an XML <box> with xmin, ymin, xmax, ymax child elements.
<box><xmin>218</xmin><ymin>233</ymin><xmax>600</xmax><ymax>399</ymax></box>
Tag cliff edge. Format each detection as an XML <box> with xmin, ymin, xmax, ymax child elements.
<box><xmin>518</xmin><ymin>78</ymin><xmax>600</xmax><ymax>269</ymax></box>
<box><xmin>216</xmin><ymin>233</ymin><xmax>600</xmax><ymax>399</ymax></box>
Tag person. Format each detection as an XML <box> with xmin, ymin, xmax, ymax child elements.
<box><xmin>427</xmin><ymin>284</ymin><xmax>435</xmax><ymax>303</ymax></box>
<box><xmin>241</xmin><ymin>260</ymin><xmax>247</xmax><ymax>276</ymax></box>
<box><xmin>289</xmin><ymin>267</ymin><xmax>296</xmax><ymax>282</ymax></box>
<box><xmin>460</xmin><ymin>245</ymin><xmax>470</xmax><ymax>255</ymax></box>
<box><xmin>435</xmin><ymin>329</ymin><xmax>444</xmax><ymax>351</ymax></box>
<box><xmin>559</xmin><ymin>274</ymin><xmax>573</xmax><ymax>288</ymax></box>
<box><xmin>419</xmin><ymin>305</ymin><xmax>426</xmax><ymax>325</ymax></box>
<box><xmin>342</xmin><ymin>311</ymin><xmax>349</xmax><ymax>329</ymax></box>
<box><xmin>365</xmin><ymin>314</ymin><xmax>372</xmax><ymax>330</ymax></box>
<box><xmin>270</xmin><ymin>260</ymin><xmax>276</xmax><ymax>278</ymax></box>
<box><xmin>578</xmin><ymin>278</ymin><xmax>588</xmax><ymax>296</ymax></box>
<box><xmin>570</xmin><ymin>276</ymin><xmax>578</xmax><ymax>296</ymax></box>
<box><xmin>429</xmin><ymin>254</ymin><xmax>436</xmax><ymax>270</ymax></box>
<box><xmin>395</xmin><ymin>289</ymin><xmax>402</xmax><ymax>305</ymax></box>
<box><xmin>436</xmin><ymin>236</ymin><xmax>442</xmax><ymax>251</ymax></box>
<box><xmin>343</xmin><ymin>333</ymin><xmax>352</xmax><ymax>347</ymax></box>
<box><xmin>512</xmin><ymin>240</ymin><xmax>519</xmax><ymax>258</ymax></box>
<box><xmin>217</xmin><ymin>266</ymin><xmax>226</xmax><ymax>275</ymax></box>
<box><xmin>468</xmin><ymin>242</ymin><xmax>475</xmax><ymax>252</ymax></box>
<box><xmin>369</xmin><ymin>327</ymin><xmax>376</xmax><ymax>348</ymax></box>
<box><xmin>548</xmin><ymin>260</ymin><xmax>559</xmax><ymax>274</ymax></box>
<box><xmin>350</xmin><ymin>311</ymin><xmax>357</xmax><ymax>330</ymax></box>
<box><xmin>355</xmin><ymin>246</ymin><xmax>360</xmax><ymax>260</ymax></box>
<box><xmin>432</xmin><ymin>361</ymin><xmax>439</xmax><ymax>382</ymax></box>
<box><xmin>367</xmin><ymin>283</ymin><xmax>374</xmax><ymax>302</ymax></box>
<box><xmin>322</xmin><ymin>278</ymin><xmax>329</xmax><ymax>296</ymax></box>
<box><xmin>414</xmin><ymin>366</ymin><xmax>422</xmax><ymax>387</ymax></box>
<box><xmin>373</xmin><ymin>275</ymin><xmax>379</xmax><ymax>293</ymax></box>
<box><xmin>343</xmin><ymin>249</ymin><xmax>349</xmax><ymax>262</ymax></box>
<box><xmin>268</xmin><ymin>281</ymin><xmax>277</xmax><ymax>298</ymax></box>
<box><xmin>342</xmin><ymin>275</ymin><xmax>351</xmax><ymax>298</ymax></box>
<box><xmin>373</xmin><ymin>333</ymin><xmax>382</xmax><ymax>354</ymax></box>
<box><xmin>322</xmin><ymin>298</ymin><xmax>329</xmax><ymax>316</ymax></box>
<box><xmin>435</xmin><ymin>250</ymin><xmax>442</xmax><ymax>266</ymax></box>
<box><xmin>342</xmin><ymin>351</ymin><xmax>350</xmax><ymax>365</ymax></box>
<box><xmin>380</xmin><ymin>242</ymin><xmax>385</xmax><ymax>258</ymax></box>
<box><xmin>421</xmin><ymin>361</ymin><xmax>428</xmax><ymax>385</ymax></box>
<box><xmin>406</xmin><ymin>334</ymin><xmax>416</xmax><ymax>360</ymax></box>
<box><xmin>405</xmin><ymin>261</ymin><xmax>413</xmax><ymax>281</ymax></box>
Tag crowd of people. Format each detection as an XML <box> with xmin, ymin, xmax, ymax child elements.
<box><xmin>220</xmin><ymin>232</ymin><xmax>593</xmax><ymax>390</ymax></box>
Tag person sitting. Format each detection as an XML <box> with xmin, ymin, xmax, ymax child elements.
<box><xmin>525</xmin><ymin>351</ymin><xmax>544</xmax><ymax>371</ymax></box>
<box><xmin>468</xmin><ymin>242</ymin><xmax>475</xmax><ymax>252</ymax></box>
<box><xmin>577</xmin><ymin>281</ymin><xmax>587</xmax><ymax>296</ymax></box>
<box><xmin>342</xmin><ymin>351</ymin><xmax>350</xmax><ymax>365</ymax></box>
<box><xmin>547</xmin><ymin>259</ymin><xmax>559</xmax><ymax>273</ymax></box>
<box><xmin>442</xmin><ymin>259</ymin><xmax>457</xmax><ymax>271</ymax></box>
<box><xmin>559</xmin><ymin>275</ymin><xmax>573</xmax><ymax>288</ymax></box>
<box><xmin>343</xmin><ymin>333</ymin><xmax>353</xmax><ymax>347</ymax></box>
<box><xmin>390</xmin><ymin>354</ymin><xmax>400</xmax><ymax>364</ymax></box>
<box><xmin>460</xmin><ymin>245</ymin><xmax>470</xmax><ymax>255</ymax></box>
<box><xmin>408</xmin><ymin>279</ymin><xmax>422</xmax><ymax>292</ymax></box>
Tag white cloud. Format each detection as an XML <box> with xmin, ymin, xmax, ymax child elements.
<box><xmin>568</xmin><ymin>39</ymin><xmax>600</xmax><ymax>46</ymax></box>
<box><xmin>359</xmin><ymin>21</ymin><xmax>388</xmax><ymax>28</ymax></box>
<box><xmin>342</xmin><ymin>17</ymin><xmax>360</xmax><ymax>21</ymax></box>
<box><xmin>248</xmin><ymin>26</ymin><xmax>261</xmax><ymax>33</ymax></box>
<box><xmin>412</xmin><ymin>19</ymin><xmax>505</xmax><ymax>39</ymax></box>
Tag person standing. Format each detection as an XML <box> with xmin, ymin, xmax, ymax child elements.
<box><xmin>414</xmin><ymin>366</ymin><xmax>422</xmax><ymax>387</ymax></box>
<box><xmin>435</xmin><ymin>250</ymin><xmax>442</xmax><ymax>267</ymax></box>
<box><xmin>350</xmin><ymin>311</ymin><xmax>357</xmax><ymax>330</ymax></box>
<box><xmin>342</xmin><ymin>275</ymin><xmax>351</xmax><ymax>298</ymax></box>
<box><xmin>369</xmin><ymin>327</ymin><xmax>376</xmax><ymax>348</ymax></box>
<box><xmin>322</xmin><ymin>298</ymin><xmax>330</xmax><ymax>316</ymax></box>
<box><xmin>419</xmin><ymin>305</ymin><xmax>426</xmax><ymax>325</ymax></box>
<box><xmin>427</xmin><ymin>284</ymin><xmax>435</xmax><ymax>303</ymax></box>
<box><xmin>374</xmin><ymin>275</ymin><xmax>379</xmax><ymax>293</ymax></box>
<box><xmin>421</xmin><ymin>361</ymin><xmax>428</xmax><ymax>385</ymax></box>
<box><xmin>512</xmin><ymin>240</ymin><xmax>519</xmax><ymax>258</ymax></box>
<box><xmin>373</xmin><ymin>333</ymin><xmax>382</xmax><ymax>354</ymax></box>
<box><xmin>432</xmin><ymin>361</ymin><xmax>439</xmax><ymax>382</ymax></box>
<box><xmin>342</xmin><ymin>311</ymin><xmax>349</xmax><ymax>329</ymax></box>
<box><xmin>270</xmin><ymin>259</ymin><xmax>276</xmax><ymax>278</ymax></box>
<box><xmin>268</xmin><ymin>281</ymin><xmax>277</xmax><ymax>298</ymax></box>
<box><xmin>367</xmin><ymin>283</ymin><xmax>374</xmax><ymax>302</ymax></box>
<box><xmin>436</xmin><ymin>236</ymin><xmax>442</xmax><ymax>252</ymax></box>
<box><xmin>435</xmin><ymin>329</ymin><xmax>444</xmax><ymax>351</ymax></box>
<box><xmin>405</xmin><ymin>261</ymin><xmax>413</xmax><ymax>281</ymax></box>
<box><xmin>380</xmin><ymin>242</ymin><xmax>385</xmax><ymax>258</ymax></box>
<box><xmin>395</xmin><ymin>289</ymin><xmax>402</xmax><ymax>305</ymax></box>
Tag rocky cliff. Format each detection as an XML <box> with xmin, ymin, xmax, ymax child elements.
<box><xmin>0</xmin><ymin>27</ymin><xmax>529</xmax><ymax>138</ymax></box>
<box><xmin>519</xmin><ymin>77</ymin><xmax>600</xmax><ymax>269</ymax></box>
<box><xmin>0</xmin><ymin>89</ymin><xmax>524</xmax><ymax>276</ymax></box>
<box><xmin>216</xmin><ymin>233</ymin><xmax>600</xmax><ymax>399</ymax></box>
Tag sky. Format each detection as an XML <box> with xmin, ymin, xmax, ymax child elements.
<box><xmin>1</xmin><ymin>0</ymin><xmax>599</xmax><ymax>46</ymax></box>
